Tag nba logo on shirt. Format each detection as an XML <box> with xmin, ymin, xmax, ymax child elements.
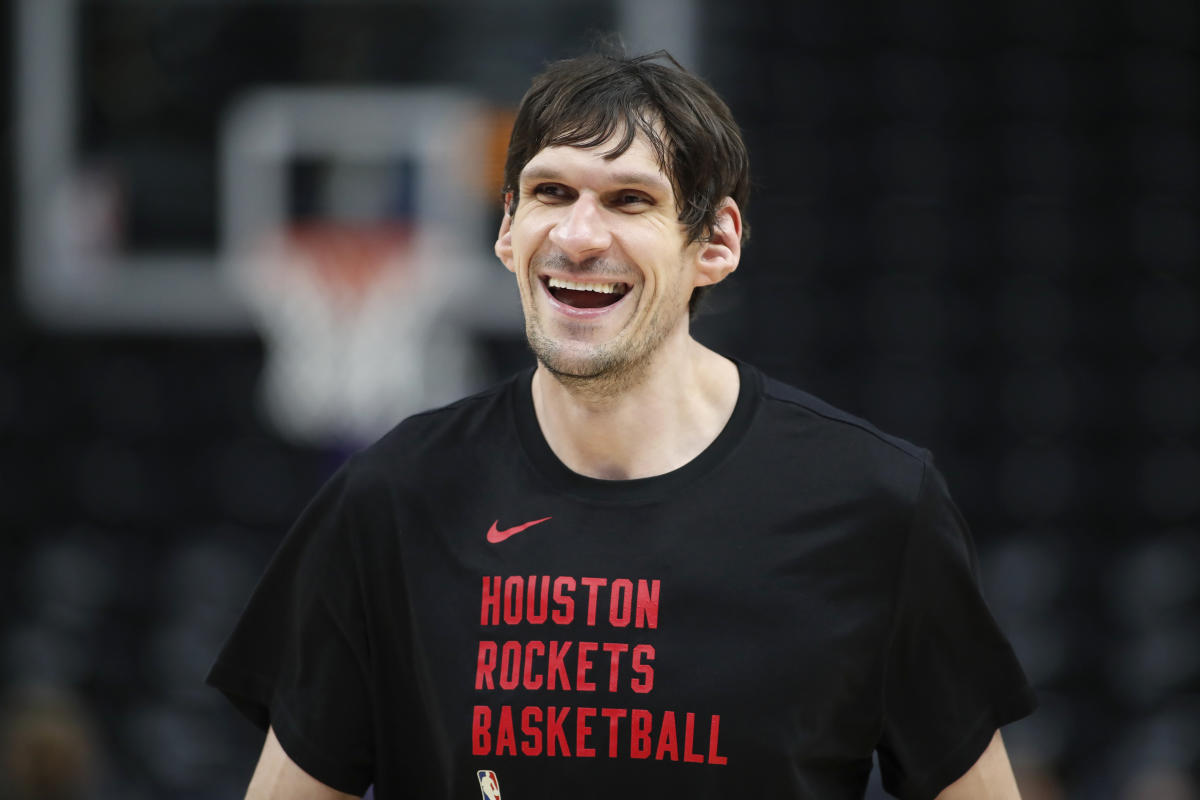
<box><xmin>477</xmin><ymin>769</ymin><xmax>501</xmax><ymax>799</ymax></box>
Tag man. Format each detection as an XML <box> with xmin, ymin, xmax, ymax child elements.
<box><xmin>209</xmin><ymin>51</ymin><xmax>1036</xmax><ymax>799</ymax></box>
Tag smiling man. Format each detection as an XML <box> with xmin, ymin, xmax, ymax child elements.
<box><xmin>209</xmin><ymin>51</ymin><xmax>1036</xmax><ymax>800</ymax></box>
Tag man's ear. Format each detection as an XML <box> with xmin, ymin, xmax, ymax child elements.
<box><xmin>693</xmin><ymin>198</ymin><xmax>742</xmax><ymax>287</ymax></box>
<box><xmin>494</xmin><ymin>192</ymin><xmax>514</xmax><ymax>273</ymax></box>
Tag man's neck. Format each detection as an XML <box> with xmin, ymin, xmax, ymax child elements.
<box><xmin>530</xmin><ymin>337</ymin><xmax>740</xmax><ymax>480</ymax></box>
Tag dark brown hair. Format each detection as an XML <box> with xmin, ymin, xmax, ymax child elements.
<box><xmin>502</xmin><ymin>50</ymin><xmax>750</xmax><ymax>314</ymax></box>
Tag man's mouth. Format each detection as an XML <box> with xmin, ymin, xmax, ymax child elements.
<box><xmin>543</xmin><ymin>277</ymin><xmax>630</xmax><ymax>309</ymax></box>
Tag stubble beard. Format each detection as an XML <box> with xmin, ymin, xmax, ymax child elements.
<box><xmin>522</xmin><ymin>249</ymin><xmax>690</xmax><ymax>398</ymax></box>
<box><xmin>525</xmin><ymin>291</ymin><xmax>682</xmax><ymax>399</ymax></box>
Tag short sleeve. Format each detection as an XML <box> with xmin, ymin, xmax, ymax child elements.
<box><xmin>206</xmin><ymin>461</ymin><xmax>375</xmax><ymax>796</ymax></box>
<box><xmin>876</xmin><ymin>460</ymin><xmax>1037</xmax><ymax>800</ymax></box>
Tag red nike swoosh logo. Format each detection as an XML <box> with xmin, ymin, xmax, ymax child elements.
<box><xmin>487</xmin><ymin>516</ymin><xmax>552</xmax><ymax>543</ymax></box>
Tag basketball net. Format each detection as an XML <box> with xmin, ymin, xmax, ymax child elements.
<box><xmin>238</xmin><ymin>221</ymin><xmax>478</xmax><ymax>446</ymax></box>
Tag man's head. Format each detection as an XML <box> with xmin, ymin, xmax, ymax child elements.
<box><xmin>501</xmin><ymin>50</ymin><xmax>750</xmax><ymax>317</ymax></box>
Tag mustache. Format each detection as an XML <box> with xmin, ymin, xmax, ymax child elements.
<box><xmin>532</xmin><ymin>252</ymin><xmax>631</xmax><ymax>279</ymax></box>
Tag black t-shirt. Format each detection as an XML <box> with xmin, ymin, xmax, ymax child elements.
<box><xmin>207</xmin><ymin>362</ymin><xmax>1036</xmax><ymax>799</ymax></box>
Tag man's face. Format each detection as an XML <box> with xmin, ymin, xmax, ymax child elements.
<box><xmin>495</xmin><ymin>131</ymin><xmax>709</xmax><ymax>382</ymax></box>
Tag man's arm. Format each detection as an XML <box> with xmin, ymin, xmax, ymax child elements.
<box><xmin>245</xmin><ymin>727</ymin><xmax>359</xmax><ymax>800</ymax></box>
<box><xmin>934</xmin><ymin>730</ymin><xmax>1022</xmax><ymax>800</ymax></box>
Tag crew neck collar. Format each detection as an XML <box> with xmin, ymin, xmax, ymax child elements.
<box><xmin>511</xmin><ymin>359</ymin><xmax>760</xmax><ymax>504</ymax></box>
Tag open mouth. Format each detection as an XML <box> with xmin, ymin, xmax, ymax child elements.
<box><xmin>543</xmin><ymin>277</ymin><xmax>630</xmax><ymax>309</ymax></box>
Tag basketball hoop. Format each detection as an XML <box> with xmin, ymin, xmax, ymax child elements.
<box><xmin>220</xmin><ymin>89</ymin><xmax>498</xmax><ymax>446</ymax></box>
<box><xmin>236</xmin><ymin>222</ymin><xmax>478</xmax><ymax>446</ymax></box>
<box><xmin>265</xmin><ymin>222</ymin><xmax>413</xmax><ymax>312</ymax></box>
<box><xmin>294</xmin><ymin>223</ymin><xmax>412</xmax><ymax>289</ymax></box>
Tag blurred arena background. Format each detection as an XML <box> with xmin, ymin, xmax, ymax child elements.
<box><xmin>0</xmin><ymin>1</ymin><xmax>1196</xmax><ymax>798</ymax></box>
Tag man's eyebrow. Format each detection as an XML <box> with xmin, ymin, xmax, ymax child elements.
<box><xmin>609</xmin><ymin>171</ymin><xmax>672</xmax><ymax>192</ymax></box>
<box><xmin>519</xmin><ymin>165</ymin><xmax>563</xmax><ymax>182</ymax></box>
<box><xmin>519</xmin><ymin>165</ymin><xmax>670</xmax><ymax>192</ymax></box>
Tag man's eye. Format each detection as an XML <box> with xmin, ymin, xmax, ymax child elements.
<box><xmin>533</xmin><ymin>184</ymin><xmax>567</xmax><ymax>200</ymax></box>
<box><xmin>616</xmin><ymin>193</ymin><xmax>650</xmax><ymax>207</ymax></box>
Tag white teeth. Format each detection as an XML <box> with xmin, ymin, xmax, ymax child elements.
<box><xmin>547</xmin><ymin>277</ymin><xmax>627</xmax><ymax>294</ymax></box>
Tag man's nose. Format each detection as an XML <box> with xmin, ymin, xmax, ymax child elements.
<box><xmin>548</xmin><ymin>194</ymin><xmax>611</xmax><ymax>259</ymax></box>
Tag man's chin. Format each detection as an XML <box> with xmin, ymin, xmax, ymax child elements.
<box><xmin>536</xmin><ymin>349</ymin><xmax>616</xmax><ymax>381</ymax></box>
<box><xmin>528</xmin><ymin>335</ymin><xmax>624</xmax><ymax>381</ymax></box>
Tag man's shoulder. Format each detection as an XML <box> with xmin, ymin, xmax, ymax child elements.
<box><xmin>351</xmin><ymin>370</ymin><xmax>525</xmax><ymax>475</ymax></box>
<box><xmin>755</xmin><ymin>370</ymin><xmax>928</xmax><ymax>464</ymax></box>
<box><xmin>746</xmin><ymin>366</ymin><xmax>933</xmax><ymax>504</ymax></box>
